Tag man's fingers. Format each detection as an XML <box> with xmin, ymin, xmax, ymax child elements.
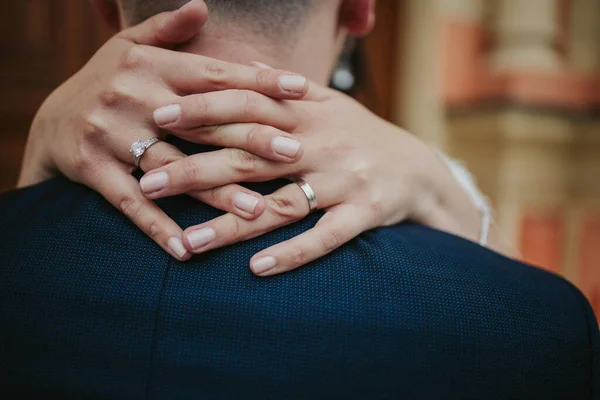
<box><xmin>174</xmin><ymin>123</ymin><xmax>303</xmax><ymax>163</ymax></box>
<box><xmin>181</xmin><ymin>183</ymin><xmax>312</xmax><ymax>254</ymax></box>
<box><xmin>89</xmin><ymin>166</ymin><xmax>191</xmax><ymax>261</ymax></box>
<box><xmin>139</xmin><ymin>149</ymin><xmax>297</xmax><ymax>198</ymax></box>
<box><xmin>118</xmin><ymin>0</ymin><xmax>208</xmax><ymax>47</ymax></box>
<box><xmin>249</xmin><ymin>204</ymin><xmax>369</xmax><ymax>276</ymax></box>
<box><xmin>154</xmin><ymin>90</ymin><xmax>299</xmax><ymax>132</ymax></box>
<box><xmin>189</xmin><ymin>184</ymin><xmax>267</xmax><ymax>220</ymax></box>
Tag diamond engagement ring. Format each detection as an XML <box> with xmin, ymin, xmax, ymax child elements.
<box><xmin>296</xmin><ymin>179</ymin><xmax>318</xmax><ymax>212</ymax></box>
<box><xmin>130</xmin><ymin>137</ymin><xmax>160</xmax><ymax>168</ymax></box>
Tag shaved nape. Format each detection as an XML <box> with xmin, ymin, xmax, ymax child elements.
<box><xmin>120</xmin><ymin>0</ymin><xmax>313</xmax><ymax>39</ymax></box>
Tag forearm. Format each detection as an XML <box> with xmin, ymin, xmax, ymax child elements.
<box><xmin>414</xmin><ymin>146</ymin><xmax>517</xmax><ymax>259</ymax></box>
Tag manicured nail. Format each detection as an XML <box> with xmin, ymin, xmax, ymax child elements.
<box><xmin>140</xmin><ymin>172</ymin><xmax>168</xmax><ymax>194</ymax></box>
<box><xmin>251</xmin><ymin>256</ymin><xmax>277</xmax><ymax>275</ymax></box>
<box><xmin>179</xmin><ymin>0</ymin><xmax>196</xmax><ymax>10</ymax></box>
<box><xmin>154</xmin><ymin>104</ymin><xmax>181</xmax><ymax>126</ymax></box>
<box><xmin>187</xmin><ymin>227</ymin><xmax>216</xmax><ymax>249</ymax></box>
<box><xmin>272</xmin><ymin>137</ymin><xmax>301</xmax><ymax>158</ymax></box>
<box><xmin>254</xmin><ymin>62</ymin><xmax>274</xmax><ymax>69</ymax></box>
<box><xmin>168</xmin><ymin>237</ymin><xmax>187</xmax><ymax>260</ymax></box>
<box><xmin>233</xmin><ymin>192</ymin><xmax>259</xmax><ymax>214</ymax></box>
<box><xmin>278</xmin><ymin>75</ymin><xmax>307</xmax><ymax>93</ymax></box>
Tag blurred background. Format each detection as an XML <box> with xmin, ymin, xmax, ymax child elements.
<box><xmin>0</xmin><ymin>1</ymin><xmax>598</xmax><ymax>313</ymax></box>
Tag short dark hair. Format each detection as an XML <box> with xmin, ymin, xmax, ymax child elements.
<box><xmin>121</xmin><ymin>0</ymin><xmax>313</xmax><ymax>38</ymax></box>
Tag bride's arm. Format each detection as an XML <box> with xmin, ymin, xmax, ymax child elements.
<box><xmin>19</xmin><ymin>0</ymin><xmax>310</xmax><ymax>260</ymax></box>
<box><xmin>20</xmin><ymin>1</ymin><xmax>516</xmax><ymax>273</ymax></box>
<box><xmin>416</xmin><ymin>151</ymin><xmax>516</xmax><ymax>258</ymax></box>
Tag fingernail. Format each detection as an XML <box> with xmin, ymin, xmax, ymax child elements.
<box><xmin>187</xmin><ymin>227</ymin><xmax>216</xmax><ymax>249</ymax></box>
<box><xmin>254</xmin><ymin>61</ymin><xmax>274</xmax><ymax>69</ymax></box>
<box><xmin>272</xmin><ymin>137</ymin><xmax>301</xmax><ymax>158</ymax></box>
<box><xmin>179</xmin><ymin>0</ymin><xmax>195</xmax><ymax>10</ymax></box>
<box><xmin>168</xmin><ymin>237</ymin><xmax>188</xmax><ymax>260</ymax></box>
<box><xmin>233</xmin><ymin>192</ymin><xmax>259</xmax><ymax>214</ymax></box>
<box><xmin>251</xmin><ymin>256</ymin><xmax>277</xmax><ymax>275</ymax></box>
<box><xmin>278</xmin><ymin>75</ymin><xmax>307</xmax><ymax>93</ymax></box>
<box><xmin>140</xmin><ymin>172</ymin><xmax>169</xmax><ymax>194</ymax></box>
<box><xmin>154</xmin><ymin>104</ymin><xmax>181</xmax><ymax>126</ymax></box>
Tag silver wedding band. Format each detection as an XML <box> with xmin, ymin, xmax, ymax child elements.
<box><xmin>296</xmin><ymin>179</ymin><xmax>318</xmax><ymax>212</ymax></box>
<box><xmin>130</xmin><ymin>137</ymin><xmax>160</xmax><ymax>168</ymax></box>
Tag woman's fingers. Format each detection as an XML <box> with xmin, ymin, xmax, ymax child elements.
<box><xmin>250</xmin><ymin>61</ymin><xmax>333</xmax><ymax>102</ymax></box>
<box><xmin>170</xmin><ymin>123</ymin><xmax>303</xmax><ymax>163</ymax></box>
<box><xmin>154</xmin><ymin>90</ymin><xmax>299</xmax><ymax>132</ymax></box>
<box><xmin>188</xmin><ymin>185</ymin><xmax>266</xmax><ymax>220</ymax></box>
<box><xmin>89</xmin><ymin>166</ymin><xmax>191</xmax><ymax>261</ymax></box>
<box><xmin>149</xmin><ymin>51</ymin><xmax>309</xmax><ymax>99</ymax></box>
<box><xmin>181</xmin><ymin>183</ymin><xmax>312</xmax><ymax>254</ymax></box>
<box><xmin>118</xmin><ymin>0</ymin><xmax>208</xmax><ymax>47</ymax></box>
<box><xmin>109</xmin><ymin>134</ymin><xmax>267</xmax><ymax>220</ymax></box>
<box><xmin>249</xmin><ymin>204</ymin><xmax>369</xmax><ymax>276</ymax></box>
<box><xmin>137</xmin><ymin>141</ymin><xmax>186</xmax><ymax>172</ymax></box>
<box><xmin>106</xmin><ymin>125</ymin><xmax>185</xmax><ymax>171</ymax></box>
<box><xmin>139</xmin><ymin>148</ymin><xmax>296</xmax><ymax>198</ymax></box>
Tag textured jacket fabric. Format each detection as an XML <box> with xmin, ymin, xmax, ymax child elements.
<box><xmin>0</xmin><ymin>147</ymin><xmax>598</xmax><ymax>399</ymax></box>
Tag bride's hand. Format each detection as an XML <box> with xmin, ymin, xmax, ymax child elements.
<box><xmin>142</xmin><ymin>72</ymin><xmax>516</xmax><ymax>276</ymax></box>
<box><xmin>18</xmin><ymin>0</ymin><xmax>309</xmax><ymax>261</ymax></box>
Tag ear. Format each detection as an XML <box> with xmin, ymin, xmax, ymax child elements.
<box><xmin>91</xmin><ymin>0</ymin><xmax>122</xmax><ymax>30</ymax></box>
<box><xmin>339</xmin><ymin>0</ymin><xmax>376</xmax><ymax>36</ymax></box>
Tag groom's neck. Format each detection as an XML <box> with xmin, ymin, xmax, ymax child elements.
<box><xmin>175</xmin><ymin>15</ymin><xmax>341</xmax><ymax>85</ymax></box>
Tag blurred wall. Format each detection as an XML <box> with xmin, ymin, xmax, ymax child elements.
<box><xmin>393</xmin><ymin>0</ymin><xmax>600</xmax><ymax>312</ymax></box>
<box><xmin>0</xmin><ymin>0</ymin><xmax>113</xmax><ymax>192</ymax></box>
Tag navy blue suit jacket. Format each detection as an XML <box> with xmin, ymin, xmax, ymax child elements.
<box><xmin>1</xmin><ymin>144</ymin><xmax>598</xmax><ymax>399</ymax></box>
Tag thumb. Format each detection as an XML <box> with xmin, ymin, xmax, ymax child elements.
<box><xmin>118</xmin><ymin>0</ymin><xmax>208</xmax><ymax>47</ymax></box>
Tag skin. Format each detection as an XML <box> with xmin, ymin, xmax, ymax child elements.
<box><xmin>19</xmin><ymin>0</ymin><xmax>515</xmax><ymax>276</ymax></box>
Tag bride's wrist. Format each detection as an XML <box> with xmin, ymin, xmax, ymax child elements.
<box><xmin>17</xmin><ymin>104</ymin><xmax>55</xmax><ymax>187</ymax></box>
<box><xmin>410</xmin><ymin>146</ymin><xmax>483</xmax><ymax>244</ymax></box>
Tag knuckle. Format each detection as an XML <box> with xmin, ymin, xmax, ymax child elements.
<box><xmin>367</xmin><ymin>191</ymin><xmax>385</xmax><ymax>218</ymax></box>
<box><xmin>245</xmin><ymin>124</ymin><xmax>263</xmax><ymax>148</ymax></box>
<box><xmin>201</xmin><ymin>186</ymin><xmax>224</xmax><ymax>206</ymax></box>
<box><xmin>81</xmin><ymin>112</ymin><xmax>108</xmax><ymax>143</ymax></box>
<box><xmin>267</xmin><ymin>194</ymin><xmax>304</xmax><ymax>220</ymax></box>
<box><xmin>146</xmin><ymin>15</ymin><xmax>164</xmax><ymax>39</ymax></box>
<box><xmin>100</xmin><ymin>77</ymin><xmax>139</xmax><ymax>108</ymax></box>
<box><xmin>181</xmin><ymin>157</ymin><xmax>202</xmax><ymax>187</ymax></box>
<box><xmin>99</xmin><ymin>86</ymin><xmax>123</xmax><ymax>108</ymax></box>
<box><xmin>118</xmin><ymin>195</ymin><xmax>143</xmax><ymax>220</ymax></box>
<box><xmin>229</xmin><ymin>149</ymin><xmax>259</xmax><ymax>175</ymax></box>
<box><xmin>255</xmin><ymin>69</ymin><xmax>273</xmax><ymax>88</ymax></box>
<box><xmin>349</xmin><ymin>160</ymin><xmax>372</xmax><ymax>188</ymax></box>
<box><xmin>71</xmin><ymin>144</ymin><xmax>93</xmax><ymax>173</ymax></box>
<box><xmin>228</xmin><ymin>215</ymin><xmax>242</xmax><ymax>239</ymax></box>
<box><xmin>98</xmin><ymin>86</ymin><xmax>119</xmax><ymax>107</ymax></box>
<box><xmin>288</xmin><ymin>245</ymin><xmax>306</xmax><ymax>266</ymax></box>
<box><xmin>120</xmin><ymin>45</ymin><xmax>148</xmax><ymax>70</ymax></box>
<box><xmin>241</xmin><ymin>91</ymin><xmax>259</xmax><ymax>118</ymax></box>
<box><xmin>319</xmin><ymin>230</ymin><xmax>342</xmax><ymax>252</ymax></box>
<box><xmin>147</xmin><ymin>218</ymin><xmax>162</xmax><ymax>240</ymax></box>
<box><xmin>153</xmin><ymin>152</ymin><xmax>182</xmax><ymax>168</ymax></box>
<box><xmin>203</xmin><ymin>62</ymin><xmax>227</xmax><ymax>85</ymax></box>
<box><xmin>190</xmin><ymin>95</ymin><xmax>209</xmax><ymax>120</ymax></box>
<box><xmin>323</xmin><ymin>141</ymin><xmax>355</xmax><ymax>162</ymax></box>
